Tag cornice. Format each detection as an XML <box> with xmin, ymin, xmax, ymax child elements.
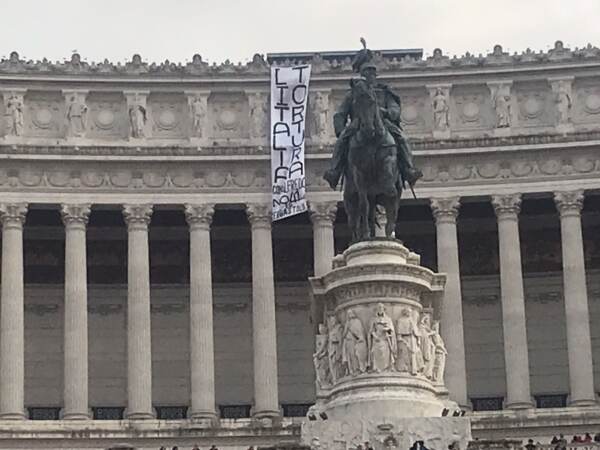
<box><xmin>1</xmin><ymin>42</ymin><xmax>599</xmax><ymax>81</ymax></box>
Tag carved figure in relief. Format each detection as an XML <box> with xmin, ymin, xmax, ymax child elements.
<box><xmin>494</xmin><ymin>93</ymin><xmax>511</xmax><ymax>128</ymax></box>
<box><xmin>368</xmin><ymin>303</ymin><xmax>396</xmax><ymax>372</ymax></box>
<box><xmin>248</xmin><ymin>93</ymin><xmax>268</xmax><ymax>139</ymax></box>
<box><xmin>431</xmin><ymin>321</ymin><xmax>447</xmax><ymax>383</ymax></box>
<box><xmin>417</xmin><ymin>313</ymin><xmax>435</xmax><ymax>379</ymax></box>
<box><xmin>6</xmin><ymin>94</ymin><xmax>24</xmax><ymax>136</ymax></box>
<box><xmin>342</xmin><ymin>309</ymin><xmax>368</xmax><ymax>376</ymax></box>
<box><xmin>313</xmin><ymin>91</ymin><xmax>329</xmax><ymax>140</ymax></box>
<box><xmin>556</xmin><ymin>81</ymin><xmax>572</xmax><ymax>124</ymax></box>
<box><xmin>129</xmin><ymin>97</ymin><xmax>147</xmax><ymax>138</ymax></box>
<box><xmin>395</xmin><ymin>308</ymin><xmax>419</xmax><ymax>374</ymax></box>
<box><xmin>66</xmin><ymin>95</ymin><xmax>87</xmax><ymax>137</ymax></box>
<box><xmin>190</xmin><ymin>96</ymin><xmax>206</xmax><ymax>137</ymax></box>
<box><xmin>314</xmin><ymin>325</ymin><xmax>332</xmax><ymax>389</ymax></box>
<box><xmin>432</xmin><ymin>88</ymin><xmax>449</xmax><ymax>130</ymax></box>
<box><xmin>327</xmin><ymin>314</ymin><xmax>344</xmax><ymax>382</ymax></box>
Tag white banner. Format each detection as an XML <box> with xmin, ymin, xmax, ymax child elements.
<box><xmin>271</xmin><ymin>64</ymin><xmax>311</xmax><ymax>221</ymax></box>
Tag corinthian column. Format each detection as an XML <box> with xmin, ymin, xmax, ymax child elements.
<box><xmin>430</xmin><ymin>197</ymin><xmax>468</xmax><ymax>408</ymax></box>
<box><xmin>492</xmin><ymin>194</ymin><xmax>532</xmax><ymax>409</ymax></box>
<box><xmin>246</xmin><ymin>204</ymin><xmax>280</xmax><ymax>421</ymax></box>
<box><xmin>61</xmin><ymin>204</ymin><xmax>91</xmax><ymax>420</ymax></box>
<box><xmin>185</xmin><ymin>204</ymin><xmax>218</xmax><ymax>424</ymax></box>
<box><xmin>123</xmin><ymin>204</ymin><xmax>154</xmax><ymax>419</ymax></box>
<box><xmin>0</xmin><ymin>203</ymin><xmax>27</xmax><ymax>419</ymax></box>
<box><xmin>554</xmin><ymin>190</ymin><xmax>596</xmax><ymax>406</ymax></box>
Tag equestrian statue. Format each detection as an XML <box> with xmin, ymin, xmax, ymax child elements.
<box><xmin>323</xmin><ymin>39</ymin><xmax>423</xmax><ymax>242</ymax></box>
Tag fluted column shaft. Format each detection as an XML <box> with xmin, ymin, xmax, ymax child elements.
<box><xmin>61</xmin><ymin>204</ymin><xmax>91</xmax><ymax>420</ymax></box>
<box><xmin>555</xmin><ymin>190</ymin><xmax>596</xmax><ymax>406</ymax></box>
<box><xmin>185</xmin><ymin>204</ymin><xmax>218</xmax><ymax>422</ymax></box>
<box><xmin>123</xmin><ymin>204</ymin><xmax>154</xmax><ymax>419</ymax></box>
<box><xmin>431</xmin><ymin>197</ymin><xmax>468</xmax><ymax>408</ymax></box>
<box><xmin>0</xmin><ymin>203</ymin><xmax>27</xmax><ymax>419</ymax></box>
<box><xmin>492</xmin><ymin>194</ymin><xmax>532</xmax><ymax>409</ymax></box>
<box><xmin>309</xmin><ymin>202</ymin><xmax>337</xmax><ymax>277</ymax></box>
<box><xmin>246</xmin><ymin>204</ymin><xmax>280</xmax><ymax>419</ymax></box>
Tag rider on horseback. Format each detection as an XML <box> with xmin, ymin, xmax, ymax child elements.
<box><xmin>323</xmin><ymin>42</ymin><xmax>423</xmax><ymax>191</ymax></box>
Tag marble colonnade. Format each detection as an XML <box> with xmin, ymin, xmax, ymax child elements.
<box><xmin>0</xmin><ymin>191</ymin><xmax>596</xmax><ymax>419</ymax></box>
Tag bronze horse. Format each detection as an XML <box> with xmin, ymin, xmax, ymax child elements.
<box><xmin>343</xmin><ymin>80</ymin><xmax>401</xmax><ymax>242</ymax></box>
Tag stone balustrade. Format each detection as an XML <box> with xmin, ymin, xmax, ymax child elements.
<box><xmin>0</xmin><ymin>41</ymin><xmax>599</xmax><ymax>145</ymax></box>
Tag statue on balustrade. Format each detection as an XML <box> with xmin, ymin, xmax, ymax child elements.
<box><xmin>432</xmin><ymin>88</ymin><xmax>450</xmax><ymax>130</ymax></box>
<box><xmin>322</xmin><ymin>39</ymin><xmax>423</xmax><ymax>242</ymax></box>
<box><xmin>556</xmin><ymin>80</ymin><xmax>572</xmax><ymax>124</ymax></box>
<box><xmin>368</xmin><ymin>303</ymin><xmax>396</xmax><ymax>372</ymax></box>
<box><xmin>66</xmin><ymin>95</ymin><xmax>88</xmax><ymax>137</ymax></box>
<box><xmin>129</xmin><ymin>97</ymin><xmax>147</xmax><ymax>138</ymax></box>
<box><xmin>431</xmin><ymin>321</ymin><xmax>447</xmax><ymax>383</ymax></box>
<box><xmin>313</xmin><ymin>91</ymin><xmax>329</xmax><ymax>140</ymax></box>
<box><xmin>327</xmin><ymin>314</ymin><xmax>344</xmax><ymax>382</ymax></box>
<box><xmin>314</xmin><ymin>324</ymin><xmax>332</xmax><ymax>389</ymax></box>
<box><xmin>6</xmin><ymin>94</ymin><xmax>24</xmax><ymax>136</ymax></box>
<box><xmin>190</xmin><ymin>96</ymin><xmax>206</xmax><ymax>137</ymax></box>
<box><xmin>418</xmin><ymin>313</ymin><xmax>435</xmax><ymax>379</ymax></box>
<box><xmin>395</xmin><ymin>308</ymin><xmax>419</xmax><ymax>374</ymax></box>
<box><xmin>342</xmin><ymin>309</ymin><xmax>368</xmax><ymax>376</ymax></box>
<box><xmin>494</xmin><ymin>93</ymin><xmax>511</xmax><ymax>128</ymax></box>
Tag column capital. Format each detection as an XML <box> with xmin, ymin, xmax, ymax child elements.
<box><xmin>554</xmin><ymin>190</ymin><xmax>584</xmax><ymax>217</ymax></box>
<box><xmin>431</xmin><ymin>197</ymin><xmax>460</xmax><ymax>224</ymax></box>
<box><xmin>185</xmin><ymin>204</ymin><xmax>215</xmax><ymax>230</ymax></box>
<box><xmin>492</xmin><ymin>193</ymin><xmax>521</xmax><ymax>218</ymax></box>
<box><xmin>61</xmin><ymin>204</ymin><xmax>91</xmax><ymax>229</ymax></box>
<box><xmin>309</xmin><ymin>201</ymin><xmax>337</xmax><ymax>225</ymax></box>
<box><xmin>123</xmin><ymin>204</ymin><xmax>153</xmax><ymax>229</ymax></box>
<box><xmin>0</xmin><ymin>203</ymin><xmax>27</xmax><ymax>228</ymax></box>
<box><xmin>246</xmin><ymin>203</ymin><xmax>271</xmax><ymax>228</ymax></box>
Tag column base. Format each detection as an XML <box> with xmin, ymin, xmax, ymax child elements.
<box><xmin>506</xmin><ymin>401</ymin><xmax>534</xmax><ymax>410</ymax></box>
<box><xmin>125</xmin><ymin>411</ymin><xmax>155</xmax><ymax>420</ymax></box>
<box><xmin>0</xmin><ymin>411</ymin><xmax>27</xmax><ymax>420</ymax></box>
<box><xmin>251</xmin><ymin>409</ymin><xmax>281</xmax><ymax>428</ymax></box>
<box><xmin>569</xmin><ymin>399</ymin><xmax>597</xmax><ymax>407</ymax></box>
<box><xmin>61</xmin><ymin>411</ymin><xmax>91</xmax><ymax>420</ymax></box>
<box><xmin>189</xmin><ymin>410</ymin><xmax>219</xmax><ymax>427</ymax></box>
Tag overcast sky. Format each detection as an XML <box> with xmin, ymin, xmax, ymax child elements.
<box><xmin>3</xmin><ymin>0</ymin><xmax>599</xmax><ymax>64</ymax></box>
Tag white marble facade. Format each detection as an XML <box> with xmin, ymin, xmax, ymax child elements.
<box><xmin>0</xmin><ymin>41</ymin><xmax>600</xmax><ymax>448</ymax></box>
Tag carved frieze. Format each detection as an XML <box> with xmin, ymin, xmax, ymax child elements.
<box><xmin>149</xmin><ymin>93</ymin><xmax>186</xmax><ymax>138</ymax></box>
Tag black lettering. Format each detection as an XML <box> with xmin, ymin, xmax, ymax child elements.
<box><xmin>292</xmin><ymin>85</ymin><xmax>307</xmax><ymax>104</ymax></box>
<box><xmin>272</xmin><ymin>122</ymin><xmax>290</xmax><ymax>150</ymax></box>
<box><xmin>291</xmin><ymin>65</ymin><xmax>309</xmax><ymax>83</ymax></box>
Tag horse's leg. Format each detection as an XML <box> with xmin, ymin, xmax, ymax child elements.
<box><xmin>384</xmin><ymin>195</ymin><xmax>399</xmax><ymax>238</ymax></box>
<box><xmin>368</xmin><ymin>196</ymin><xmax>377</xmax><ymax>238</ymax></box>
<box><xmin>357</xmin><ymin>189</ymin><xmax>370</xmax><ymax>241</ymax></box>
<box><xmin>344</xmin><ymin>187</ymin><xmax>358</xmax><ymax>244</ymax></box>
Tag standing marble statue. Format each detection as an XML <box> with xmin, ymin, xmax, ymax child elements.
<box><xmin>431</xmin><ymin>321</ymin><xmax>447</xmax><ymax>383</ymax></box>
<box><xmin>556</xmin><ymin>81</ymin><xmax>572</xmax><ymax>124</ymax></box>
<box><xmin>314</xmin><ymin>324</ymin><xmax>332</xmax><ymax>389</ymax></box>
<box><xmin>395</xmin><ymin>308</ymin><xmax>419</xmax><ymax>374</ymax></box>
<box><xmin>368</xmin><ymin>304</ymin><xmax>396</xmax><ymax>372</ymax></box>
<box><xmin>342</xmin><ymin>309</ymin><xmax>368</xmax><ymax>376</ymax></box>
<box><xmin>190</xmin><ymin>96</ymin><xmax>206</xmax><ymax>137</ymax></box>
<box><xmin>494</xmin><ymin>93</ymin><xmax>511</xmax><ymax>128</ymax></box>
<box><xmin>6</xmin><ymin>94</ymin><xmax>24</xmax><ymax>136</ymax></box>
<box><xmin>66</xmin><ymin>95</ymin><xmax>88</xmax><ymax>137</ymax></box>
<box><xmin>129</xmin><ymin>98</ymin><xmax>147</xmax><ymax>138</ymax></box>
<box><xmin>418</xmin><ymin>314</ymin><xmax>435</xmax><ymax>379</ymax></box>
<box><xmin>327</xmin><ymin>315</ymin><xmax>344</xmax><ymax>382</ymax></box>
<box><xmin>313</xmin><ymin>91</ymin><xmax>329</xmax><ymax>140</ymax></box>
<box><xmin>432</xmin><ymin>88</ymin><xmax>449</xmax><ymax>130</ymax></box>
<box><xmin>248</xmin><ymin>93</ymin><xmax>268</xmax><ymax>139</ymax></box>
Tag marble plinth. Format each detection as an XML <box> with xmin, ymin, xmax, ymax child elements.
<box><xmin>306</xmin><ymin>239</ymin><xmax>471</xmax><ymax>450</ymax></box>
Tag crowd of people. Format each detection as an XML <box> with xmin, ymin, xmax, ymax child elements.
<box><xmin>158</xmin><ymin>445</ymin><xmax>220</xmax><ymax>450</ymax></box>
<box><xmin>524</xmin><ymin>433</ymin><xmax>600</xmax><ymax>450</ymax></box>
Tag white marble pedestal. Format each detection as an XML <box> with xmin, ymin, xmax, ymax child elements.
<box><xmin>305</xmin><ymin>239</ymin><xmax>471</xmax><ymax>450</ymax></box>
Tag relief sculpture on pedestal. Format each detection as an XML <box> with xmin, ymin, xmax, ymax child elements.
<box><xmin>368</xmin><ymin>303</ymin><xmax>396</xmax><ymax>372</ymax></box>
<box><xmin>342</xmin><ymin>309</ymin><xmax>368</xmax><ymax>376</ymax></box>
